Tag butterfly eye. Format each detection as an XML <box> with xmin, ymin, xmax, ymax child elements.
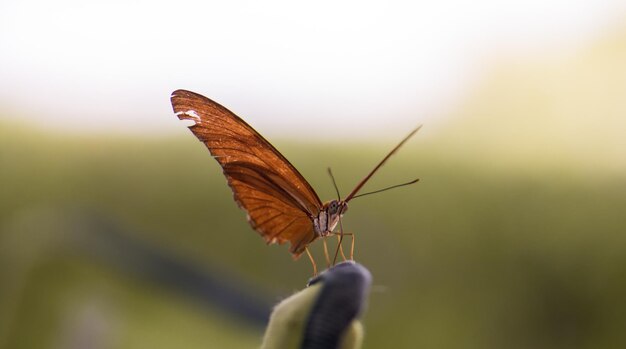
<box><xmin>327</xmin><ymin>201</ymin><xmax>338</xmax><ymax>214</ymax></box>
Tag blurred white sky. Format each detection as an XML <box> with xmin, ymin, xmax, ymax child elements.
<box><xmin>0</xmin><ymin>0</ymin><xmax>624</xmax><ymax>138</ymax></box>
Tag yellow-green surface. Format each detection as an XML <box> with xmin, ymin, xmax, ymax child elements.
<box><xmin>261</xmin><ymin>284</ymin><xmax>320</xmax><ymax>349</ymax></box>
<box><xmin>261</xmin><ymin>283</ymin><xmax>363</xmax><ymax>349</ymax></box>
<box><xmin>1</xmin><ymin>31</ymin><xmax>626</xmax><ymax>349</ymax></box>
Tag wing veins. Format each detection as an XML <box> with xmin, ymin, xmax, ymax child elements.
<box><xmin>255</xmin><ymin>211</ymin><xmax>286</xmax><ymax>228</ymax></box>
<box><xmin>267</xmin><ymin>216</ymin><xmax>300</xmax><ymax>240</ymax></box>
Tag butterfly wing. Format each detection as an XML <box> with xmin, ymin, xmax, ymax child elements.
<box><xmin>171</xmin><ymin>89</ymin><xmax>323</xmax><ymax>257</ymax></box>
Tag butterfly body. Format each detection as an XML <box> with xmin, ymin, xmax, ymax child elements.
<box><xmin>314</xmin><ymin>200</ymin><xmax>348</xmax><ymax>238</ymax></box>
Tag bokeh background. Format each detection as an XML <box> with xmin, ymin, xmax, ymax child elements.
<box><xmin>2</xmin><ymin>1</ymin><xmax>626</xmax><ymax>348</ymax></box>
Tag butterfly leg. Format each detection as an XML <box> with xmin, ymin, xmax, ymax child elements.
<box><xmin>332</xmin><ymin>217</ymin><xmax>347</xmax><ymax>265</ymax></box>
<box><xmin>322</xmin><ymin>236</ymin><xmax>331</xmax><ymax>267</ymax></box>
<box><xmin>336</xmin><ymin>234</ymin><xmax>348</xmax><ymax>261</ymax></box>
<box><xmin>305</xmin><ymin>247</ymin><xmax>318</xmax><ymax>276</ymax></box>
<box><xmin>332</xmin><ymin>232</ymin><xmax>354</xmax><ymax>261</ymax></box>
<box><xmin>350</xmin><ymin>232</ymin><xmax>355</xmax><ymax>260</ymax></box>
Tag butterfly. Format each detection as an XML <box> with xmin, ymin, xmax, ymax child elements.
<box><xmin>171</xmin><ymin>89</ymin><xmax>419</xmax><ymax>273</ymax></box>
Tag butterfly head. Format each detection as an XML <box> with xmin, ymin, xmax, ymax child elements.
<box><xmin>326</xmin><ymin>200</ymin><xmax>348</xmax><ymax>216</ymax></box>
<box><xmin>320</xmin><ymin>200</ymin><xmax>348</xmax><ymax>234</ymax></box>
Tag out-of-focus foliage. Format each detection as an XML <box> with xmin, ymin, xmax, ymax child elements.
<box><xmin>1</xmin><ymin>29</ymin><xmax>625</xmax><ymax>349</ymax></box>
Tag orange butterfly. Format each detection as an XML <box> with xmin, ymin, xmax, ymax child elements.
<box><xmin>171</xmin><ymin>90</ymin><xmax>419</xmax><ymax>273</ymax></box>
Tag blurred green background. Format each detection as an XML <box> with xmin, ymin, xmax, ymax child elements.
<box><xmin>2</xmin><ymin>3</ymin><xmax>626</xmax><ymax>349</ymax></box>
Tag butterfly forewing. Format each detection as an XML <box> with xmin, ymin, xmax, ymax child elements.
<box><xmin>171</xmin><ymin>89</ymin><xmax>322</xmax><ymax>256</ymax></box>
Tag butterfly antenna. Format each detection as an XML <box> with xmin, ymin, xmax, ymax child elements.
<box><xmin>327</xmin><ymin>167</ymin><xmax>342</xmax><ymax>200</ymax></box>
<box><xmin>344</xmin><ymin>125</ymin><xmax>422</xmax><ymax>202</ymax></box>
<box><xmin>350</xmin><ymin>178</ymin><xmax>420</xmax><ymax>200</ymax></box>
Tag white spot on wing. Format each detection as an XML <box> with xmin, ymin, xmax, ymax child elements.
<box><xmin>176</xmin><ymin>109</ymin><xmax>201</xmax><ymax>127</ymax></box>
<box><xmin>185</xmin><ymin>110</ymin><xmax>201</xmax><ymax>121</ymax></box>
